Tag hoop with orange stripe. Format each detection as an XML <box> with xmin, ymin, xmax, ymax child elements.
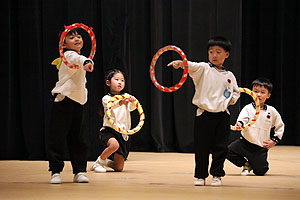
<box><xmin>59</xmin><ymin>23</ymin><xmax>96</xmax><ymax>69</ymax></box>
<box><xmin>150</xmin><ymin>45</ymin><xmax>188</xmax><ymax>92</ymax></box>
<box><xmin>106</xmin><ymin>95</ymin><xmax>145</xmax><ymax>135</ymax></box>
<box><xmin>231</xmin><ymin>88</ymin><xmax>260</xmax><ymax>131</ymax></box>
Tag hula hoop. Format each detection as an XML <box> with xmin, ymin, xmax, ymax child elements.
<box><xmin>230</xmin><ymin>88</ymin><xmax>260</xmax><ymax>131</ymax></box>
<box><xmin>150</xmin><ymin>45</ymin><xmax>188</xmax><ymax>92</ymax></box>
<box><xmin>58</xmin><ymin>23</ymin><xmax>96</xmax><ymax>69</ymax></box>
<box><xmin>106</xmin><ymin>95</ymin><xmax>145</xmax><ymax>135</ymax></box>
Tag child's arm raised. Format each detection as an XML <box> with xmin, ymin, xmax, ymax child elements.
<box><xmin>65</xmin><ymin>51</ymin><xmax>94</xmax><ymax>72</ymax></box>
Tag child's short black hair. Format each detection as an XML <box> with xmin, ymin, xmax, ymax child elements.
<box><xmin>251</xmin><ymin>77</ymin><xmax>273</xmax><ymax>93</ymax></box>
<box><xmin>58</xmin><ymin>27</ymin><xmax>83</xmax><ymax>42</ymax></box>
<box><xmin>207</xmin><ymin>36</ymin><xmax>232</xmax><ymax>52</ymax></box>
<box><xmin>58</xmin><ymin>27</ymin><xmax>84</xmax><ymax>52</ymax></box>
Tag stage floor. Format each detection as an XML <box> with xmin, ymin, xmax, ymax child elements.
<box><xmin>0</xmin><ymin>146</ymin><xmax>299</xmax><ymax>200</ymax></box>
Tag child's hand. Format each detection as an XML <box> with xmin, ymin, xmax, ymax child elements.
<box><xmin>227</xmin><ymin>98</ymin><xmax>235</xmax><ymax>107</ymax></box>
<box><xmin>235</xmin><ymin>122</ymin><xmax>243</xmax><ymax>130</ymax></box>
<box><xmin>263</xmin><ymin>140</ymin><xmax>276</xmax><ymax>149</ymax></box>
<box><xmin>167</xmin><ymin>60</ymin><xmax>184</xmax><ymax>69</ymax></box>
<box><xmin>119</xmin><ymin>96</ymin><xmax>135</xmax><ymax>106</ymax></box>
<box><xmin>119</xmin><ymin>99</ymin><xmax>129</xmax><ymax>106</ymax></box>
<box><xmin>84</xmin><ymin>63</ymin><xmax>94</xmax><ymax>72</ymax></box>
<box><xmin>127</xmin><ymin>96</ymin><xmax>136</xmax><ymax>103</ymax></box>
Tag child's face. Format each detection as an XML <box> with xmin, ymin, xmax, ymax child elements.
<box><xmin>252</xmin><ymin>85</ymin><xmax>271</xmax><ymax>106</ymax></box>
<box><xmin>63</xmin><ymin>32</ymin><xmax>83</xmax><ymax>54</ymax></box>
<box><xmin>106</xmin><ymin>72</ymin><xmax>125</xmax><ymax>94</ymax></box>
<box><xmin>208</xmin><ymin>46</ymin><xmax>229</xmax><ymax>67</ymax></box>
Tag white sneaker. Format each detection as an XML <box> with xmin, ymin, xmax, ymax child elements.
<box><xmin>241</xmin><ymin>169</ymin><xmax>250</xmax><ymax>176</ymax></box>
<box><xmin>99</xmin><ymin>158</ymin><xmax>109</xmax><ymax>167</ymax></box>
<box><xmin>194</xmin><ymin>178</ymin><xmax>205</xmax><ymax>186</ymax></box>
<box><xmin>90</xmin><ymin>162</ymin><xmax>106</xmax><ymax>173</ymax></box>
<box><xmin>73</xmin><ymin>172</ymin><xmax>89</xmax><ymax>183</ymax></box>
<box><xmin>50</xmin><ymin>173</ymin><xmax>61</xmax><ymax>184</ymax></box>
<box><xmin>211</xmin><ymin>176</ymin><xmax>222</xmax><ymax>186</ymax></box>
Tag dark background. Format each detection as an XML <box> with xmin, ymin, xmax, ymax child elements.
<box><xmin>2</xmin><ymin>0</ymin><xmax>299</xmax><ymax>160</ymax></box>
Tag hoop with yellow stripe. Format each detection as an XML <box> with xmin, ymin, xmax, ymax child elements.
<box><xmin>106</xmin><ymin>95</ymin><xmax>145</xmax><ymax>135</ymax></box>
<box><xmin>231</xmin><ymin>87</ymin><xmax>260</xmax><ymax>131</ymax></box>
<box><xmin>59</xmin><ymin>23</ymin><xmax>96</xmax><ymax>69</ymax></box>
<box><xmin>150</xmin><ymin>45</ymin><xmax>188</xmax><ymax>92</ymax></box>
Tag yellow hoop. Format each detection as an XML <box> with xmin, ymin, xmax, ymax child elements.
<box><xmin>231</xmin><ymin>88</ymin><xmax>260</xmax><ymax>131</ymax></box>
<box><xmin>106</xmin><ymin>95</ymin><xmax>145</xmax><ymax>135</ymax></box>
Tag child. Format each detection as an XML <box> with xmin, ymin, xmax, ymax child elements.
<box><xmin>47</xmin><ymin>27</ymin><xmax>94</xmax><ymax>184</ymax></box>
<box><xmin>90</xmin><ymin>69</ymin><xmax>136</xmax><ymax>173</ymax></box>
<box><xmin>168</xmin><ymin>36</ymin><xmax>240</xmax><ymax>186</ymax></box>
<box><xmin>226</xmin><ymin>77</ymin><xmax>284</xmax><ymax>176</ymax></box>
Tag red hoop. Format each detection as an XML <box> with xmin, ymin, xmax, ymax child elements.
<box><xmin>150</xmin><ymin>45</ymin><xmax>188</xmax><ymax>92</ymax></box>
<box><xmin>58</xmin><ymin>23</ymin><xmax>96</xmax><ymax>69</ymax></box>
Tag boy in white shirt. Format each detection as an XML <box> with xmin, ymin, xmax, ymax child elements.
<box><xmin>227</xmin><ymin>77</ymin><xmax>284</xmax><ymax>176</ymax></box>
<box><xmin>47</xmin><ymin>27</ymin><xmax>94</xmax><ymax>184</ymax></box>
<box><xmin>168</xmin><ymin>36</ymin><xmax>240</xmax><ymax>186</ymax></box>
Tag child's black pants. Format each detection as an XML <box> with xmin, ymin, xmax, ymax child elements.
<box><xmin>47</xmin><ymin>97</ymin><xmax>87</xmax><ymax>174</ymax></box>
<box><xmin>194</xmin><ymin>111</ymin><xmax>230</xmax><ymax>179</ymax></box>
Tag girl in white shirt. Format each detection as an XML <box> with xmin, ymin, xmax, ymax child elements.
<box><xmin>90</xmin><ymin>69</ymin><xmax>137</xmax><ymax>173</ymax></box>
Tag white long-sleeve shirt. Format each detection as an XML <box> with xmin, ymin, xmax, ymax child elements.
<box><xmin>102</xmin><ymin>93</ymin><xmax>137</xmax><ymax>140</ymax></box>
<box><xmin>238</xmin><ymin>103</ymin><xmax>285</xmax><ymax>147</ymax></box>
<box><xmin>51</xmin><ymin>50</ymin><xmax>93</xmax><ymax>105</ymax></box>
<box><xmin>188</xmin><ymin>61</ymin><xmax>240</xmax><ymax>116</ymax></box>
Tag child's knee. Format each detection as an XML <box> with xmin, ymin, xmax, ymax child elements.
<box><xmin>108</xmin><ymin>139</ymin><xmax>119</xmax><ymax>151</ymax></box>
<box><xmin>113</xmin><ymin>161</ymin><xmax>124</xmax><ymax>172</ymax></box>
<box><xmin>253</xmin><ymin>167</ymin><xmax>268</xmax><ymax>176</ymax></box>
<box><xmin>254</xmin><ymin>172</ymin><xmax>266</xmax><ymax>176</ymax></box>
<box><xmin>113</xmin><ymin>154</ymin><xmax>125</xmax><ymax>172</ymax></box>
<box><xmin>110</xmin><ymin>143</ymin><xmax>119</xmax><ymax>151</ymax></box>
<box><xmin>114</xmin><ymin>165</ymin><xmax>124</xmax><ymax>172</ymax></box>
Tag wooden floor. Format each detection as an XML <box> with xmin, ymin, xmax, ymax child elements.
<box><xmin>0</xmin><ymin>146</ymin><xmax>300</xmax><ymax>200</ymax></box>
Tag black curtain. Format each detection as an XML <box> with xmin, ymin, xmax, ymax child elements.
<box><xmin>241</xmin><ymin>0</ymin><xmax>300</xmax><ymax>145</ymax></box>
<box><xmin>127</xmin><ymin>0</ymin><xmax>242</xmax><ymax>153</ymax></box>
<box><xmin>2</xmin><ymin>0</ymin><xmax>299</xmax><ymax>160</ymax></box>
